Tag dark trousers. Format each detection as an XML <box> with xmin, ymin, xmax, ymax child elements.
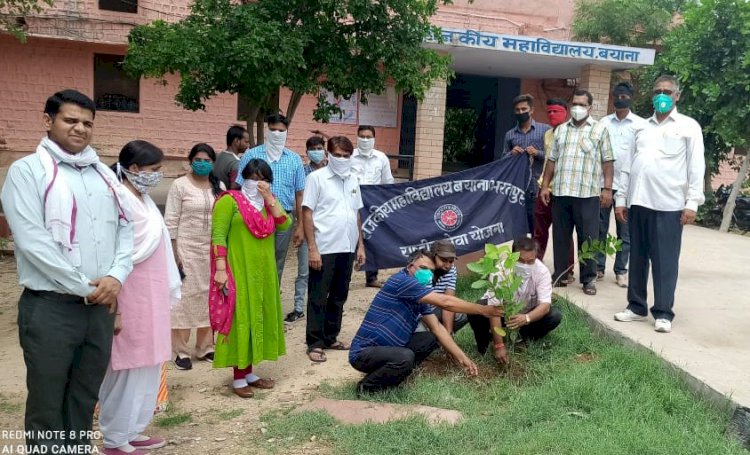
<box><xmin>533</xmin><ymin>194</ymin><xmax>575</xmax><ymax>266</ymax></box>
<box><xmin>627</xmin><ymin>205</ymin><xmax>683</xmax><ymax>321</ymax></box>
<box><xmin>365</xmin><ymin>270</ymin><xmax>378</xmax><ymax>284</ymax></box>
<box><xmin>597</xmin><ymin>191</ymin><xmax>630</xmax><ymax>275</ymax></box>
<box><xmin>525</xmin><ymin>191</ymin><xmax>537</xmax><ymax>234</ymax></box>
<box><xmin>467</xmin><ymin>299</ymin><xmax>562</xmax><ymax>354</ymax></box>
<box><xmin>351</xmin><ymin>332</ymin><xmax>438</xmax><ymax>393</ymax></box>
<box><xmin>306</xmin><ymin>252</ymin><xmax>355</xmax><ymax>350</ymax></box>
<box><xmin>551</xmin><ymin>196</ymin><xmax>600</xmax><ymax>284</ymax></box>
<box><xmin>18</xmin><ymin>289</ymin><xmax>114</xmax><ymax>453</ymax></box>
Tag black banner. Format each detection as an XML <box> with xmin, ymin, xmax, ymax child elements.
<box><xmin>360</xmin><ymin>156</ymin><xmax>531</xmax><ymax>270</ymax></box>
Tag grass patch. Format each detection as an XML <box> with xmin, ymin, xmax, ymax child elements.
<box><xmin>154</xmin><ymin>411</ymin><xmax>192</xmax><ymax>428</ymax></box>
<box><xmin>218</xmin><ymin>408</ymin><xmax>244</xmax><ymax>421</ymax></box>
<box><xmin>0</xmin><ymin>394</ymin><xmax>21</xmax><ymax>415</ymax></box>
<box><xmin>259</xmin><ymin>277</ymin><xmax>746</xmax><ymax>455</ymax></box>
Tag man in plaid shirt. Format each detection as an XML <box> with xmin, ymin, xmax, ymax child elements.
<box><xmin>539</xmin><ymin>90</ymin><xmax>614</xmax><ymax>295</ymax></box>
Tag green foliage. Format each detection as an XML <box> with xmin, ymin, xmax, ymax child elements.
<box><xmin>0</xmin><ymin>0</ymin><xmax>54</xmax><ymax>42</ymax></box>
<box><xmin>260</xmin><ymin>299</ymin><xmax>745</xmax><ymax>455</ymax></box>
<box><xmin>470</xmin><ymin>236</ymin><xmax>622</xmax><ymax>339</ymax></box>
<box><xmin>443</xmin><ymin>108</ymin><xmax>478</xmax><ymax>163</ymax></box>
<box><xmin>154</xmin><ymin>411</ymin><xmax>192</xmax><ymax>428</ymax></box>
<box><xmin>572</xmin><ymin>0</ymin><xmax>689</xmax><ymax>47</ymax></box>
<box><xmin>124</xmin><ymin>0</ymin><xmax>453</xmax><ymax>123</ymax></box>
<box><xmin>654</xmin><ymin>0</ymin><xmax>750</xmax><ymax>155</ymax></box>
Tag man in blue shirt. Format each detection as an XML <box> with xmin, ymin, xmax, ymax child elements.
<box><xmin>236</xmin><ymin>114</ymin><xmax>306</xmax><ymax>284</ymax></box>
<box><xmin>349</xmin><ymin>250</ymin><xmax>501</xmax><ymax>394</ymax></box>
<box><xmin>502</xmin><ymin>94</ymin><xmax>551</xmax><ymax>234</ymax></box>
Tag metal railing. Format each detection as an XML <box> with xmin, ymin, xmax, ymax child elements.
<box><xmin>385</xmin><ymin>154</ymin><xmax>415</xmax><ymax>181</ymax></box>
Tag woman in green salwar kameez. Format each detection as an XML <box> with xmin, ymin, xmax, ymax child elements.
<box><xmin>211</xmin><ymin>159</ymin><xmax>291</xmax><ymax>399</ymax></box>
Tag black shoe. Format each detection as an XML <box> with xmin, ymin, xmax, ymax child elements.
<box><xmin>284</xmin><ymin>311</ymin><xmax>305</xmax><ymax>323</ymax></box>
<box><xmin>174</xmin><ymin>356</ymin><xmax>192</xmax><ymax>370</ymax></box>
<box><xmin>198</xmin><ymin>352</ymin><xmax>214</xmax><ymax>362</ymax></box>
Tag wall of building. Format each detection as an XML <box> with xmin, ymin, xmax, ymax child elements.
<box><xmin>0</xmin><ymin>34</ymin><xmax>401</xmax><ymax>173</ymax></box>
<box><xmin>433</xmin><ymin>0</ymin><xmax>576</xmax><ymax>39</ymax></box>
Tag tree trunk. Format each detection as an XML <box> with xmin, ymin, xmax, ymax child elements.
<box><xmin>703</xmin><ymin>166</ymin><xmax>713</xmax><ymax>196</ymax></box>
<box><xmin>256</xmin><ymin>111</ymin><xmax>265</xmax><ymax>145</ymax></box>
<box><xmin>244</xmin><ymin>105</ymin><xmax>261</xmax><ymax>148</ymax></box>
<box><xmin>720</xmin><ymin>149</ymin><xmax>749</xmax><ymax>233</ymax></box>
<box><xmin>286</xmin><ymin>90</ymin><xmax>305</xmax><ymax>125</ymax></box>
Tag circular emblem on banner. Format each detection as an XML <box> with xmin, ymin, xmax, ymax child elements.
<box><xmin>434</xmin><ymin>204</ymin><xmax>463</xmax><ymax>232</ymax></box>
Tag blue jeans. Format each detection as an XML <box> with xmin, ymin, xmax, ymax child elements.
<box><xmin>293</xmin><ymin>241</ymin><xmax>309</xmax><ymax>313</ymax></box>
<box><xmin>597</xmin><ymin>198</ymin><xmax>630</xmax><ymax>276</ymax></box>
<box><xmin>274</xmin><ymin>213</ymin><xmax>295</xmax><ymax>282</ymax></box>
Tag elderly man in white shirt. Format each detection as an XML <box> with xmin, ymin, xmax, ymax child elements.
<box><xmin>597</xmin><ymin>82</ymin><xmax>644</xmax><ymax>288</ymax></box>
<box><xmin>614</xmin><ymin>75</ymin><xmax>706</xmax><ymax>333</ymax></box>
<box><xmin>303</xmin><ymin>136</ymin><xmax>366</xmax><ymax>363</ymax></box>
<box><xmin>352</xmin><ymin>125</ymin><xmax>394</xmax><ymax>287</ymax></box>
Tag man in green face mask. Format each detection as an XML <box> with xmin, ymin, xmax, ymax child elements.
<box><xmin>614</xmin><ymin>75</ymin><xmax>706</xmax><ymax>334</ymax></box>
<box><xmin>349</xmin><ymin>250</ymin><xmax>502</xmax><ymax>395</ymax></box>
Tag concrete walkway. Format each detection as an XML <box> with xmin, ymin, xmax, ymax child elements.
<box><xmin>548</xmin><ymin>224</ymin><xmax>750</xmax><ymax>415</ymax></box>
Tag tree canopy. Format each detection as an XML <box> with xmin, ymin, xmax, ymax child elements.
<box><xmin>572</xmin><ymin>0</ymin><xmax>689</xmax><ymax>47</ymax></box>
<box><xmin>0</xmin><ymin>0</ymin><xmax>54</xmax><ymax>41</ymax></box>
<box><xmin>124</xmin><ymin>0</ymin><xmax>453</xmax><ymax>142</ymax></box>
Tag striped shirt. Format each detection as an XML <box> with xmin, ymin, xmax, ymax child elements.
<box><xmin>433</xmin><ymin>265</ymin><xmax>457</xmax><ymax>294</ymax></box>
<box><xmin>349</xmin><ymin>269</ymin><xmax>434</xmax><ymax>363</ymax></box>
<box><xmin>549</xmin><ymin>117</ymin><xmax>614</xmax><ymax>198</ymax></box>
<box><xmin>235</xmin><ymin>145</ymin><xmax>305</xmax><ymax>211</ymax></box>
<box><xmin>502</xmin><ymin>120</ymin><xmax>551</xmax><ymax>191</ymax></box>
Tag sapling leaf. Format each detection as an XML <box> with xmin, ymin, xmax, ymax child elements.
<box><xmin>471</xmin><ymin>279</ymin><xmax>490</xmax><ymax>289</ymax></box>
<box><xmin>493</xmin><ymin>326</ymin><xmax>506</xmax><ymax>337</ymax></box>
<box><xmin>466</xmin><ymin>262</ymin><xmax>485</xmax><ymax>274</ymax></box>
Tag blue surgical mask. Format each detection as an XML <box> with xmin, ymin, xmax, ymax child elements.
<box><xmin>308</xmin><ymin>149</ymin><xmax>325</xmax><ymax>164</ymax></box>
<box><xmin>191</xmin><ymin>161</ymin><xmax>213</xmax><ymax>176</ymax></box>
<box><xmin>414</xmin><ymin>268</ymin><xmax>434</xmax><ymax>286</ymax></box>
<box><xmin>653</xmin><ymin>94</ymin><xmax>673</xmax><ymax>114</ymax></box>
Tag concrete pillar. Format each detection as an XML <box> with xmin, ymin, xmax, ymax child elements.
<box><xmin>412</xmin><ymin>78</ymin><xmax>447</xmax><ymax>180</ymax></box>
<box><xmin>579</xmin><ymin>65</ymin><xmax>612</xmax><ymax>121</ymax></box>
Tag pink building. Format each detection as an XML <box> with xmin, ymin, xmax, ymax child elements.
<box><xmin>0</xmin><ymin>0</ymin><xmax>653</xmax><ymax>180</ymax></box>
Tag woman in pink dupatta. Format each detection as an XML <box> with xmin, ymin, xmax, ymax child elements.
<box><xmin>210</xmin><ymin>158</ymin><xmax>291</xmax><ymax>398</ymax></box>
<box><xmin>98</xmin><ymin>141</ymin><xmax>180</xmax><ymax>455</ymax></box>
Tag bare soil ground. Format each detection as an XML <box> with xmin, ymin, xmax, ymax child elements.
<box><xmin>0</xmin><ymin>251</ymin><xmax>386</xmax><ymax>454</ymax></box>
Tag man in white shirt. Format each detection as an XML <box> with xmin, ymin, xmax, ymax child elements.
<box><xmin>597</xmin><ymin>82</ymin><xmax>644</xmax><ymax>288</ymax></box>
<box><xmin>352</xmin><ymin>125</ymin><xmax>394</xmax><ymax>288</ymax></box>
<box><xmin>614</xmin><ymin>75</ymin><xmax>706</xmax><ymax>333</ymax></box>
<box><xmin>303</xmin><ymin>136</ymin><xmax>366</xmax><ymax>362</ymax></box>
<box><xmin>467</xmin><ymin>237</ymin><xmax>561</xmax><ymax>364</ymax></box>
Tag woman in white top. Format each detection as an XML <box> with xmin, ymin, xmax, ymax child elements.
<box><xmin>164</xmin><ymin>143</ymin><xmax>224</xmax><ymax>370</ymax></box>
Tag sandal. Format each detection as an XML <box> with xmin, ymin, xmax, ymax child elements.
<box><xmin>307</xmin><ymin>348</ymin><xmax>327</xmax><ymax>362</ymax></box>
<box><xmin>326</xmin><ymin>341</ymin><xmax>350</xmax><ymax>350</ymax></box>
<box><xmin>583</xmin><ymin>282</ymin><xmax>597</xmax><ymax>295</ymax></box>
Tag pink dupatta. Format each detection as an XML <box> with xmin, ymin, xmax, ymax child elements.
<box><xmin>209</xmin><ymin>191</ymin><xmax>288</xmax><ymax>337</ymax></box>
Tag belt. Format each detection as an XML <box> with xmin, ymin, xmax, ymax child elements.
<box><xmin>24</xmin><ymin>289</ymin><xmax>88</xmax><ymax>305</ymax></box>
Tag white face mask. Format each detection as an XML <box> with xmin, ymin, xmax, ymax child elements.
<box><xmin>357</xmin><ymin>137</ymin><xmax>375</xmax><ymax>156</ymax></box>
<box><xmin>241</xmin><ymin>179</ymin><xmax>265</xmax><ymax>211</ymax></box>
<box><xmin>570</xmin><ymin>106</ymin><xmax>589</xmax><ymax>122</ymax></box>
<box><xmin>514</xmin><ymin>263</ymin><xmax>533</xmax><ymax>280</ymax></box>
<box><xmin>265</xmin><ymin>130</ymin><xmax>287</xmax><ymax>162</ymax></box>
<box><xmin>328</xmin><ymin>154</ymin><xmax>353</xmax><ymax>178</ymax></box>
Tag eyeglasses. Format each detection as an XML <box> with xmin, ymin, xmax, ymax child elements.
<box><xmin>653</xmin><ymin>89</ymin><xmax>674</xmax><ymax>96</ymax></box>
<box><xmin>571</xmin><ymin>102</ymin><xmax>589</xmax><ymax>107</ymax></box>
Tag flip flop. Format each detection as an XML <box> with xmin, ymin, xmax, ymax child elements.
<box><xmin>326</xmin><ymin>341</ymin><xmax>350</xmax><ymax>350</ymax></box>
<box><xmin>308</xmin><ymin>348</ymin><xmax>327</xmax><ymax>362</ymax></box>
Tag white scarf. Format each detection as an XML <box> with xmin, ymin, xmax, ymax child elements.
<box><xmin>241</xmin><ymin>180</ymin><xmax>265</xmax><ymax>211</ymax></box>
<box><xmin>36</xmin><ymin>137</ymin><xmax>127</xmax><ymax>267</ymax></box>
<box><xmin>265</xmin><ymin>130</ymin><xmax>287</xmax><ymax>163</ymax></box>
<box><xmin>122</xmin><ymin>190</ymin><xmax>182</xmax><ymax>308</ymax></box>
